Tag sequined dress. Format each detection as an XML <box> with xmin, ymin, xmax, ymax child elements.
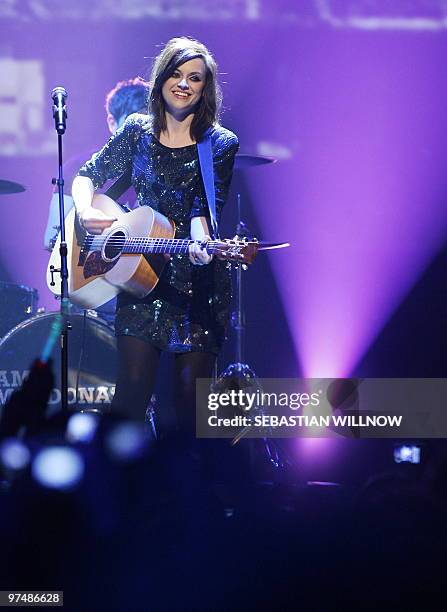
<box><xmin>78</xmin><ymin>113</ymin><xmax>239</xmax><ymax>354</ymax></box>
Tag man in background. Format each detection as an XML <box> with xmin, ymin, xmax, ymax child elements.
<box><xmin>44</xmin><ymin>77</ymin><xmax>149</xmax><ymax>251</ymax></box>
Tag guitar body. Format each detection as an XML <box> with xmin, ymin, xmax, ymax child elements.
<box><xmin>47</xmin><ymin>194</ymin><xmax>175</xmax><ymax>309</ymax></box>
<box><xmin>47</xmin><ymin>194</ymin><xmax>267</xmax><ymax>309</ymax></box>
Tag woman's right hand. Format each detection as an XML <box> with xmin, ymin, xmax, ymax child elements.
<box><xmin>79</xmin><ymin>207</ymin><xmax>117</xmax><ymax>235</ymax></box>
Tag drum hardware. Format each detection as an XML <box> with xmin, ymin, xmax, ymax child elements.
<box><xmin>0</xmin><ymin>179</ymin><xmax>26</xmax><ymax>195</ymax></box>
<box><xmin>145</xmin><ymin>394</ymin><xmax>158</xmax><ymax>440</ymax></box>
<box><xmin>80</xmin><ymin>408</ymin><xmax>102</xmax><ymax>414</ymax></box>
<box><xmin>214</xmin><ymin>154</ymin><xmax>287</xmax><ymax>471</ymax></box>
<box><xmin>234</xmin><ymin>154</ymin><xmax>276</xmax><ymax>170</ymax></box>
<box><xmin>86</xmin><ymin>309</ymin><xmax>100</xmax><ymax>318</ymax></box>
<box><xmin>74</xmin><ymin>311</ymin><xmax>87</xmax><ymax>415</ymax></box>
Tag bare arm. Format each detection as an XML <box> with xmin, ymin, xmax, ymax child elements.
<box><xmin>71</xmin><ymin>175</ymin><xmax>95</xmax><ymax>214</ymax></box>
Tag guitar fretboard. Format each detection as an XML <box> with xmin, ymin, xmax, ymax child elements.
<box><xmin>123</xmin><ymin>238</ymin><xmax>197</xmax><ymax>255</ymax></box>
<box><xmin>86</xmin><ymin>236</ymin><xmax>218</xmax><ymax>255</ymax></box>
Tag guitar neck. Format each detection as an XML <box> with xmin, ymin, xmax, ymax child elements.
<box><xmin>89</xmin><ymin>236</ymin><xmax>218</xmax><ymax>256</ymax></box>
<box><xmin>125</xmin><ymin>237</ymin><xmax>221</xmax><ymax>255</ymax></box>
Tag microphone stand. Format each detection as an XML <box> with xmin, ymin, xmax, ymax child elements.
<box><xmin>51</xmin><ymin>88</ymin><xmax>70</xmax><ymax>413</ymax></box>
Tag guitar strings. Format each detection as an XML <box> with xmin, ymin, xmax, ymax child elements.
<box><xmin>85</xmin><ymin>238</ymin><xmax>251</xmax><ymax>245</ymax></box>
<box><xmin>84</xmin><ymin>238</ymin><xmax>248</xmax><ymax>249</ymax></box>
<box><xmin>81</xmin><ymin>236</ymin><xmax>247</xmax><ymax>260</ymax></box>
<box><xmin>85</xmin><ymin>238</ymin><xmax>238</xmax><ymax>244</ymax></box>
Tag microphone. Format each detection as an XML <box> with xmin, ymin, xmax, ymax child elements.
<box><xmin>51</xmin><ymin>86</ymin><xmax>67</xmax><ymax>134</ymax></box>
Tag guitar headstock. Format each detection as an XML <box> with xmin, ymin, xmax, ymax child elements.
<box><xmin>212</xmin><ymin>237</ymin><xmax>259</xmax><ymax>265</ymax></box>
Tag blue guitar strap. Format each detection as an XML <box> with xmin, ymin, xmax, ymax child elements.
<box><xmin>197</xmin><ymin>128</ymin><xmax>219</xmax><ymax>238</ymax></box>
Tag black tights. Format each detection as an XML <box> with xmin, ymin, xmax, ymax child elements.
<box><xmin>112</xmin><ymin>335</ymin><xmax>215</xmax><ymax>433</ymax></box>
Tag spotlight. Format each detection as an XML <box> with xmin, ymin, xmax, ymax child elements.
<box><xmin>32</xmin><ymin>446</ymin><xmax>84</xmax><ymax>490</ymax></box>
<box><xmin>66</xmin><ymin>412</ymin><xmax>100</xmax><ymax>444</ymax></box>
<box><xmin>394</xmin><ymin>444</ymin><xmax>421</xmax><ymax>464</ymax></box>
<box><xmin>0</xmin><ymin>439</ymin><xmax>31</xmax><ymax>471</ymax></box>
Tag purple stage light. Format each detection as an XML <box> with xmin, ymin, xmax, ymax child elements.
<box><xmin>246</xmin><ymin>29</ymin><xmax>447</xmax><ymax>377</ymax></box>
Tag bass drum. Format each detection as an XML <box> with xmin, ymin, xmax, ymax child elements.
<box><xmin>0</xmin><ymin>312</ymin><xmax>117</xmax><ymax>414</ymax></box>
<box><xmin>0</xmin><ymin>282</ymin><xmax>39</xmax><ymax>338</ymax></box>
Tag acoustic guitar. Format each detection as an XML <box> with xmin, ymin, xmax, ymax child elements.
<box><xmin>46</xmin><ymin>194</ymin><xmax>264</xmax><ymax>309</ymax></box>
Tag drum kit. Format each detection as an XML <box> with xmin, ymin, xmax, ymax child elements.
<box><xmin>0</xmin><ymin>178</ymin><xmax>117</xmax><ymax>413</ymax></box>
<box><xmin>0</xmin><ymin>153</ymin><xmax>279</xmax><ymax>424</ymax></box>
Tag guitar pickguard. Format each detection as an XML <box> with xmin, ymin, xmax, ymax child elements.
<box><xmin>83</xmin><ymin>250</ymin><xmax>116</xmax><ymax>279</ymax></box>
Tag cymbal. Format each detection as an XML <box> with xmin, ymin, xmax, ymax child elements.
<box><xmin>257</xmin><ymin>241</ymin><xmax>290</xmax><ymax>251</ymax></box>
<box><xmin>234</xmin><ymin>154</ymin><xmax>276</xmax><ymax>169</ymax></box>
<box><xmin>0</xmin><ymin>179</ymin><xmax>26</xmax><ymax>194</ymax></box>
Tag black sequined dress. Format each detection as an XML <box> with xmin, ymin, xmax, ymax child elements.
<box><xmin>78</xmin><ymin>113</ymin><xmax>239</xmax><ymax>354</ymax></box>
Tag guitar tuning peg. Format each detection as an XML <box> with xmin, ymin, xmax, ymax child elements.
<box><xmin>242</xmin><ymin>264</ymin><xmax>248</xmax><ymax>271</ymax></box>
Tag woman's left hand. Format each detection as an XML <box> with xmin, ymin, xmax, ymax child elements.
<box><xmin>188</xmin><ymin>236</ymin><xmax>213</xmax><ymax>266</ymax></box>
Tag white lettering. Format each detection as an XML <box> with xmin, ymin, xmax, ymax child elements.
<box><xmin>0</xmin><ymin>388</ymin><xmax>14</xmax><ymax>405</ymax></box>
<box><xmin>11</xmin><ymin>370</ymin><xmax>29</xmax><ymax>387</ymax></box>
<box><xmin>48</xmin><ymin>388</ymin><xmax>61</xmax><ymax>404</ymax></box>
<box><xmin>78</xmin><ymin>387</ymin><xmax>95</xmax><ymax>404</ymax></box>
<box><xmin>95</xmin><ymin>386</ymin><xmax>111</xmax><ymax>403</ymax></box>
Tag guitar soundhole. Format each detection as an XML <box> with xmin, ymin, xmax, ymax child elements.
<box><xmin>104</xmin><ymin>231</ymin><xmax>125</xmax><ymax>260</ymax></box>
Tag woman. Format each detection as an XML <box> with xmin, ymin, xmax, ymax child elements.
<box><xmin>72</xmin><ymin>37</ymin><xmax>239</xmax><ymax>431</ymax></box>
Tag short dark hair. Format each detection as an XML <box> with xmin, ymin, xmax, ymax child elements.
<box><xmin>149</xmin><ymin>37</ymin><xmax>222</xmax><ymax>142</ymax></box>
<box><xmin>105</xmin><ymin>77</ymin><xmax>150</xmax><ymax>124</ymax></box>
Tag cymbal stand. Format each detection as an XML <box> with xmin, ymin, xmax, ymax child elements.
<box><xmin>216</xmin><ymin>193</ymin><xmax>285</xmax><ymax>470</ymax></box>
